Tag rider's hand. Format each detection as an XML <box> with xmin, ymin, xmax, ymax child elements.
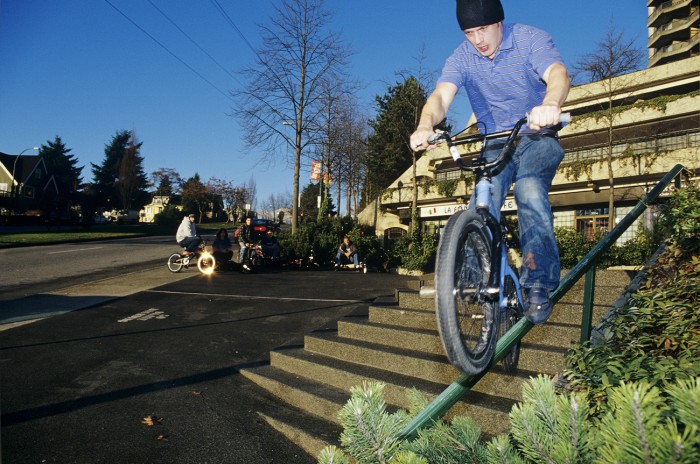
<box><xmin>410</xmin><ymin>126</ymin><xmax>435</xmax><ymax>152</ymax></box>
<box><xmin>528</xmin><ymin>104</ymin><xmax>561</xmax><ymax>130</ymax></box>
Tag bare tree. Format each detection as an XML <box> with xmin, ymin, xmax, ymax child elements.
<box><xmin>151</xmin><ymin>168</ymin><xmax>182</xmax><ymax>196</ymax></box>
<box><xmin>243</xmin><ymin>176</ymin><xmax>257</xmax><ymax>214</ymax></box>
<box><xmin>331</xmin><ymin>94</ymin><xmax>368</xmax><ymax>219</ymax></box>
<box><xmin>573</xmin><ymin>22</ymin><xmax>645</xmax><ymax>228</ymax></box>
<box><xmin>234</xmin><ymin>0</ymin><xmax>351</xmax><ymax>234</ymax></box>
<box><xmin>207</xmin><ymin>177</ymin><xmax>248</xmax><ymax>222</ymax></box>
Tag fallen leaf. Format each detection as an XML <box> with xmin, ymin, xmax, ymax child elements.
<box><xmin>142</xmin><ymin>415</ymin><xmax>162</xmax><ymax>426</ymax></box>
<box><xmin>156</xmin><ymin>434</ymin><xmax>168</xmax><ymax>441</ymax></box>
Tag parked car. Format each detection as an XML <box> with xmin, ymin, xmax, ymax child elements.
<box><xmin>104</xmin><ymin>209</ymin><xmax>139</xmax><ymax>224</ymax></box>
<box><xmin>250</xmin><ymin>218</ymin><xmax>279</xmax><ymax>241</ymax></box>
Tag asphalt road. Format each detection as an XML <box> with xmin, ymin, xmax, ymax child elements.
<box><xmin>0</xmin><ymin>235</ymin><xmax>208</xmax><ymax>301</ymax></box>
<box><xmin>0</xmin><ymin>264</ymin><xmax>415</xmax><ymax>463</ymax></box>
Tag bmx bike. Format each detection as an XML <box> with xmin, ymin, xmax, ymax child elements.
<box><xmin>167</xmin><ymin>238</ymin><xmax>216</xmax><ymax>275</ymax></box>
<box><xmin>423</xmin><ymin>114</ymin><xmax>570</xmax><ymax>376</ymax></box>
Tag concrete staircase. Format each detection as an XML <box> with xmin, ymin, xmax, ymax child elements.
<box><xmin>240</xmin><ymin>269</ymin><xmax>635</xmax><ymax>459</ymax></box>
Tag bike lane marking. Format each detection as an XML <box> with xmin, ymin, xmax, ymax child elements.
<box><xmin>47</xmin><ymin>246</ymin><xmax>104</xmax><ymax>254</ymax></box>
<box><xmin>145</xmin><ymin>289</ymin><xmax>366</xmax><ymax>303</ymax></box>
<box><xmin>118</xmin><ymin>307</ymin><xmax>169</xmax><ymax>322</ymax></box>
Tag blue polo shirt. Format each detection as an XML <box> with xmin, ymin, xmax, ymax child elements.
<box><xmin>437</xmin><ymin>23</ymin><xmax>565</xmax><ymax>134</ymax></box>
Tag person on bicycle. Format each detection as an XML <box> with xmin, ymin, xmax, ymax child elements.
<box><xmin>176</xmin><ymin>213</ymin><xmax>201</xmax><ymax>255</ymax></box>
<box><xmin>237</xmin><ymin>216</ymin><xmax>254</xmax><ymax>266</ymax></box>
<box><xmin>410</xmin><ymin>0</ymin><xmax>571</xmax><ymax>325</ymax></box>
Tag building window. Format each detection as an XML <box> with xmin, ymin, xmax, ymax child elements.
<box><xmin>575</xmin><ymin>207</ymin><xmax>609</xmax><ymax>239</ymax></box>
<box><xmin>435</xmin><ymin>170</ymin><xmax>462</xmax><ymax>181</ymax></box>
<box><xmin>384</xmin><ymin>227</ymin><xmax>406</xmax><ymax>249</ymax></box>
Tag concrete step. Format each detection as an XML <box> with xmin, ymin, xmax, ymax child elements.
<box><xmin>239</xmin><ymin>269</ymin><xmax>634</xmax><ymax>456</ymax></box>
<box><xmin>368</xmin><ymin>303</ymin><xmax>587</xmax><ymax>346</ymax></box>
<box><xmin>337</xmin><ymin>319</ymin><xmax>570</xmax><ymax>375</ymax></box>
<box><xmin>239</xmin><ymin>365</ymin><xmax>344</xmax><ymax>458</ymax></box>
<box><xmin>252</xmin><ymin>347</ymin><xmax>518</xmax><ymax>437</ymax></box>
<box><xmin>302</xmin><ymin>330</ymin><xmax>549</xmax><ymax>401</ymax></box>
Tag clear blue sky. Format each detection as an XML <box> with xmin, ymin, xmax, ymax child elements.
<box><xmin>0</xmin><ymin>0</ymin><xmax>648</xmax><ymax>211</ymax></box>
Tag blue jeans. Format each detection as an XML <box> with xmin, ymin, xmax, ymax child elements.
<box><xmin>469</xmin><ymin>134</ymin><xmax>564</xmax><ymax>291</ymax></box>
<box><xmin>178</xmin><ymin>236</ymin><xmax>201</xmax><ymax>253</ymax></box>
<box><xmin>336</xmin><ymin>252</ymin><xmax>359</xmax><ymax>266</ymax></box>
<box><xmin>239</xmin><ymin>242</ymin><xmax>249</xmax><ymax>262</ymax></box>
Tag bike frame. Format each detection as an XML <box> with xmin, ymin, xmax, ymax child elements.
<box><xmin>444</xmin><ymin>117</ymin><xmax>530</xmax><ymax>311</ymax></box>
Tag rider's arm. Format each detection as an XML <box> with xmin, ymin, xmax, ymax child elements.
<box><xmin>528</xmin><ymin>62</ymin><xmax>570</xmax><ymax>130</ymax></box>
<box><xmin>411</xmin><ymin>82</ymin><xmax>459</xmax><ymax>152</ymax></box>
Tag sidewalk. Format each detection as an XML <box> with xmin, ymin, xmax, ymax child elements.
<box><xmin>0</xmin><ymin>265</ymin><xmax>192</xmax><ymax>330</ymax></box>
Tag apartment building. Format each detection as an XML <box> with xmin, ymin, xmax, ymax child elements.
<box><xmin>647</xmin><ymin>0</ymin><xmax>699</xmax><ymax>67</ymax></box>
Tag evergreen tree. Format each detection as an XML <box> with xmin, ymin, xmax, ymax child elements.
<box><xmin>39</xmin><ymin>136</ymin><xmax>83</xmax><ymax>209</ymax></box>
<box><xmin>151</xmin><ymin>168</ymin><xmax>182</xmax><ymax>197</ymax></box>
<box><xmin>91</xmin><ymin>130</ymin><xmax>126</xmax><ymax>209</ymax></box>
<box><xmin>364</xmin><ymin>76</ymin><xmax>428</xmax><ymax>205</ymax></box>
<box><xmin>91</xmin><ymin>130</ymin><xmax>149</xmax><ymax>210</ymax></box>
<box><xmin>299</xmin><ymin>182</ymin><xmax>321</xmax><ymax>222</ymax></box>
<box><xmin>117</xmin><ymin>132</ymin><xmax>149</xmax><ymax>211</ymax></box>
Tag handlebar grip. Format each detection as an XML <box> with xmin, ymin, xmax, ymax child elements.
<box><xmin>426</xmin><ymin>129</ymin><xmax>445</xmax><ymax>146</ymax></box>
<box><xmin>525</xmin><ymin>112</ymin><xmax>571</xmax><ymax>126</ymax></box>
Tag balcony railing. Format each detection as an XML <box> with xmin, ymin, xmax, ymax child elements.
<box><xmin>648</xmin><ymin>0</ymin><xmax>694</xmax><ymax>27</ymax></box>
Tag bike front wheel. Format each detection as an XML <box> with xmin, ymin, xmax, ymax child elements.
<box><xmin>167</xmin><ymin>253</ymin><xmax>184</xmax><ymax>273</ymax></box>
<box><xmin>197</xmin><ymin>253</ymin><xmax>216</xmax><ymax>274</ymax></box>
<box><xmin>436</xmin><ymin>210</ymin><xmax>498</xmax><ymax>376</ymax></box>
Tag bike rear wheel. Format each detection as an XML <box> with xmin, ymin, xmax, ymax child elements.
<box><xmin>167</xmin><ymin>253</ymin><xmax>184</xmax><ymax>273</ymax></box>
<box><xmin>436</xmin><ymin>210</ymin><xmax>499</xmax><ymax>376</ymax></box>
<box><xmin>499</xmin><ymin>271</ymin><xmax>523</xmax><ymax>374</ymax></box>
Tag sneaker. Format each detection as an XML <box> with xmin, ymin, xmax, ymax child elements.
<box><xmin>524</xmin><ymin>287</ymin><xmax>553</xmax><ymax>325</ymax></box>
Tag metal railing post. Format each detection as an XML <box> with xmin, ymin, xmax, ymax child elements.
<box><xmin>580</xmin><ymin>267</ymin><xmax>596</xmax><ymax>343</ymax></box>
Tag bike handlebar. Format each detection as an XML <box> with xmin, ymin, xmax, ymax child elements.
<box><xmin>428</xmin><ymin>113</ymin><xmax>571</xmax><ymax>173</ymax></box>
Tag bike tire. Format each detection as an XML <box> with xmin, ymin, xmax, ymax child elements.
<box><xmin>435</xmin><ymin>210</ymin><xmax>499</xmax><ymax>376</ymax></box>
<box><xmin>197</xmin><ymin>253</ymin><xmax>216</xmax><ymax>274</ymax></box>
<box><xmin>167</xmin><ymin>253</ymin><xmax>184</xmax><ymax>273</ymax></box>
<box><xmin>500</xmin><ymin>270</ymin><xmax>522</xmax><ymax>374</ymax></box>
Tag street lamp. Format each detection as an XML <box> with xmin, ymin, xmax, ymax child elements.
<box><xmin>11</xmin><ymin>146</ymin><xmax>39</xmax><ymax>212</ymax></box>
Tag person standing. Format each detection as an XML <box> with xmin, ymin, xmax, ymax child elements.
<box><xmin>176</xmin><ymin>214</ymin><xmax>201</xmax><ymax>255</ymax></box>
<box><xmin>410</xmin><ymin>0</ymin><xmax>571</xmax><ymax>324</ymax></box>
<box><xmin>237</xmin><ymin>216</ymin><xmax>253</xmax><ymax>264</ymax></box>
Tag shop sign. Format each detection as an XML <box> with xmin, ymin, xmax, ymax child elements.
<box><xmin>420</xmin><ymin>199</ymin><xmax>517</xmax><ymax>218</ymax></box>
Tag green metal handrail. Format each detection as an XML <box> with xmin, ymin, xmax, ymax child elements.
<box><xmin>397</xmin><ymin>163</ymin><xmax>686</xmax><ymax>440</ymax></box>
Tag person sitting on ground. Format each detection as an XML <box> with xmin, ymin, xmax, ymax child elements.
<box><xmin>212</xmin><ymin>228</ymin><xmax>233</xmax><ymax>267</ymax></box>
<box><xmin>260</xmin><ymin>229</ymin><xmax>281</xmax><ymax>260</ymax></box>
<box><xmin>335</xmin><ymin>235</ymin><xmax>360</xmax><ymax>268</ymax></box>
<box><xmin>237</xmin><ymin>216</ymin><xmax>254</xmax><ymax>264</ymax></box>
<box><xmin>176</xmin><ymin>213</ymin><xmax>201</xmax><ymax>255</ymax></box>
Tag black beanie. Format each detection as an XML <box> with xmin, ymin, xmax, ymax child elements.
<box><xmin>456</xmin><ymin>0</ymin><xmax>504</xmax><ymax>30</ymax></box>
